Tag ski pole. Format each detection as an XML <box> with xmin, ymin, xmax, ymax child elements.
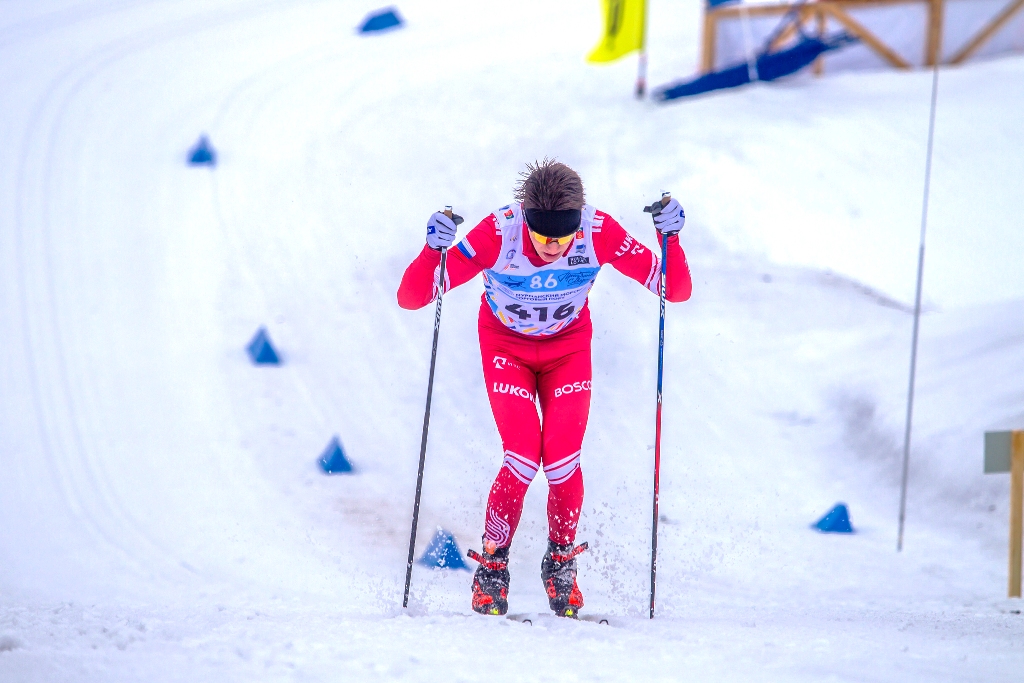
<box><xmin>644</xmin><ymin>191</ymin><xmax>672</xmax><ymax>619</ymax></box>
<box><xmin>403</xmin><ymin>206</ymin><xmax>461</xmax><ymax>609</ymax></box>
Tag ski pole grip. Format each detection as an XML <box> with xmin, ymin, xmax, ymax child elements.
<box><xmin>443</xmin><ymin>205</ymin><xmax>465</xmax><ymax>226</ymax></box>
<box><xmin>643</xmin><ymin>192</ymin><xmax>672</xmax><ymax>216</ymax></box>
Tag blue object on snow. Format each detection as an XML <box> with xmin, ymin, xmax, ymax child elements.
<box><xmin>654</xmin><ymin>32</ymin><xmax>858</xmax><ymax>101</ymax></box>
<box><xmin>813</xmin><ymin>503</ymin><xmax>854</xmax><ymax>533</ymax></box>
<box><xmin>656</xmin><ymin>62</ymin><xmax>750</xmax><ymax>100</ymax></box>
<box><xmin>417</xmin><ymin>529</ymin><xmax>469</xmax><ymax>570</ymax></box>
<box><xmin>188</xmin><ymin>135</ymin><xmax>216</xmax><ymax>166</ymax></box>
<box><xmin>318</xmin><ymin>436</ymin><xmax>354</xmax><ymax>474</ymax></box>
<box><xmin>358</xmin><ymin>7</ymin><xmax>403</xmax><ymax>33</ymax></box>
<box><xmin>246</xmin><ymin>327</ymin><xmax>280</xmax><ymax>365</ymax></box>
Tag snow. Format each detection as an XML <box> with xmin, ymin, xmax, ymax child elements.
<box><xmin>1</xmin><ymin>0</ymin><xmax>1023</xmax><ymax>680</ymax></box>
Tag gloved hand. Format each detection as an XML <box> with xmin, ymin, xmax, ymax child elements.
<box><xmin>425</xmin><ymin>210</ymin><xmax>463</xmax><ymax>250</ymax></box>
<box><xmin>649</xmin><ymin>197</ymin><xmax>685</xmax><ymax>236</ymax></box>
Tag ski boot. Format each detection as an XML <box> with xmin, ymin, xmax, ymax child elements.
<box><xmin>541</xmin><ymin>540</ymin><xmax>588</xmax><ymax>618</ymax></box>
<box><xmin>467</xmin><ymin>541</ymin><xmax>510</xmax><ymax>616</ymax></box>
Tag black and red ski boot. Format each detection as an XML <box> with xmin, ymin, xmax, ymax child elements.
<box><xmin>541</xmin><ymin>540</ymin><xmax>588</xmax><ymax>618</ymax></box>
<box><xmin>467</xmin><ymin>542</ymin><xmax>510</xmax><ymax>616</ymax></box>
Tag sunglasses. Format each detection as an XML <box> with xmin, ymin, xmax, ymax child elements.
<box><xmin>529</xmin><ymin>229</ymin><xmax>574</xmax><ymax>246</ymax></box>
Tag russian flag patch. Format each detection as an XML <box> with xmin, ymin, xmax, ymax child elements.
<box><xmin>456</xmin><ymin>239</ymin><xmax>476</xmax><ymax>260</ymax></box>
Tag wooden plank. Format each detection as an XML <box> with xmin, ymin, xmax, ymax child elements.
<box><xmin>702</xmin><ymin>8</ymin><xmax>718</xmax><ymax>73</ymax></box>
<box><xmin>769</xmin><ymin>5</ymin><xmax>815</xmax><ymax>51</ymax></box>
<box><xmin>769</xmin><ymin>19</ymin><xmax>801</xmax><ymax>52</ymax></box>
<box><xmin>821</xmin><ymin>3</ymin><xmax>912</xmax><ymax>68</ymax></box>
<box><xmin>814</xmin><ymin>9</ymin><xmax>827</xmax><ymax>75</ymax></box>
<box><xmin>711</xmin><ymin>0</ymin><xmax>926</xmax><ymax>20</ymax></box>
<box><xmin>925</xmin><ymin>0</ymin><xmax>945</xmax><ymax>66</ymax></box>
<box><xmin>948</xmin><ymin>0</ymin><xmax>1024</xmax><ymax>64</ymax></box>
<box><xmin>712</xmin><ymin>3</ymin><xmax>801</xmax><ymax>19</ymax></box>
<box><xmin>1011</xmin><ymin>431</ymin><xmax>1024</xmax><ymax>598</ymax></box>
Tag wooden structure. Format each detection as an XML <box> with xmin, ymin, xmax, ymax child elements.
<box><xmin>985</xmin><ymin>430</ymin><xmax>1024</xmax><ymax>598</ymax></box>
<box><xmin>700</xmin><ymin>0</ymin><xmax>1024</xmax><ymax>74</ymax></box>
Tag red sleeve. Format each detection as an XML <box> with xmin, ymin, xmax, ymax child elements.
<box><xmin>593</xmin><ymin>212</ymin><xmax>692</xmax><ymax>302</ymax></box>
<box><xmin>396</xmin><ymin>215</ymin><xmax>502</xmax><ymax>310</ymax></box>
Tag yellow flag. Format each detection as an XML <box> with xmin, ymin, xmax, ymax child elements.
<box><xmin>587</xmin><ymin>0</ymin><xmax>646</xmax><ymax>63</ymax></box>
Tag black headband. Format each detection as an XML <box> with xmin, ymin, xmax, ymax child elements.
<box><xmin>523</xmin><ymin>208</ymin><xmax>582</xmax><ymax>239</ymax></box>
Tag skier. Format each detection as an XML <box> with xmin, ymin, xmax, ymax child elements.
<box><xmin>397</xmin><ymin>160</ymin><xmax>691</xmax><ymax>617</ymax></box>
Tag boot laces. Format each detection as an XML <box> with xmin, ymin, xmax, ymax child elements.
<box><xmin>549</xmin><ymin>541</ymin><xmax>588</xmax><ymax>564</ymax></box>
<box><xmin>467</xmin><ymin>548</ymin><xmax>508</xmax><ymax>571</ymax></box>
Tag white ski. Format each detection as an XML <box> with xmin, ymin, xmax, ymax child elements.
<box><xmin>506</xmin><ymin>612</ymin><xmax>612</xmax><ymax>626</ymax></box>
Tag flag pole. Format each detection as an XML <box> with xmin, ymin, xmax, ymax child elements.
<box><xmin>636</xmin><ymin>0</ymin><xmax>649</xmax><ymax>97</ymax></box>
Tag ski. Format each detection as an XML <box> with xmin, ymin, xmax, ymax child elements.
<box><xmin>506</xmin><ymin>612</ymin><xmax>612</xmax><ymax>626</ymax></box>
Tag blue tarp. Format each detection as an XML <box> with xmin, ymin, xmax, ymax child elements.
<box><xmin>654</xmin><ymin>32</ymin><xmax>857</xmax><ymax>101</ymax></box>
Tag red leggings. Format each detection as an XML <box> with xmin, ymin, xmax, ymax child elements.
<box><xmin>478</xmin><ymin>306</ymin><xmax>592</xmax><ymax>548</ymax></box>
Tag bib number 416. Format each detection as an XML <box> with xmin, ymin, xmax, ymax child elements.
<box><xmin>505</xmin><ymin>303</ymin><xmax>575</xmax><ymax>322</ymax></box>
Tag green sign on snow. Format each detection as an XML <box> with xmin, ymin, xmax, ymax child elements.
<box><xmin>985</xmin><ymin>431</ymin><xmax>1013</xmax><ymax>474</ymax></box>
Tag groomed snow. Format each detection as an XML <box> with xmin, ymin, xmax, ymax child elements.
<box><xmin>1</xmin><ymin>1</ymin><xmax>1022</xmax><ymax>681</ymax></box>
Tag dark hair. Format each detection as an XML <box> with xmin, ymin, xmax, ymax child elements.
<box><xmin>514</xmin><ymin>158</ymin><xmax>585</xmax><ymax>211</ymax></box>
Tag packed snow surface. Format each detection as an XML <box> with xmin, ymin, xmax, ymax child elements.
<box><xmin>1</xmin><ymin>1</ymin><xmax>1023</xmax><ymax>681</ymax></box>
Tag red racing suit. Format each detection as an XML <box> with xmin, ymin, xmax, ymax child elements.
<box><xmin>398</xmin><ymin>204</ymin><xmax>691</xmax><ymax>548</ymax></box>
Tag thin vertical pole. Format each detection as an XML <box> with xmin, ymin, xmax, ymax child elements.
<box><xmin>1009</xmin><ymin>431</ymin><xmax>1023</xmax><ymax>597</ymax></box>
<box><xmin>738</xmin><ymin>5</ymin><xmax>760</xmax><ymax>82</ymax></box>
<box><xmin>636</xmin><ymin>0</ymin><xmax>649</xmax><ymax>98</ymax></box>
<box><xmin>897</xmin><ymin>63</ymin><xmax>941</xmax><ymax>552</ymax></box>
<box><xmin>647</xmin><ymin>191</ymin><xmax>672</xmax><ymax>619</ymax></box>
<box><xmin>404</xmin><ymin>208</ymin><xmax>456</xmax><ymax>608</ymax></box>
<box><xmin>650</xmin><ymin>230</ymin><xmax>667</xmax><ymax>619</ymax></box>
<box><xmin>636</xmin><ymin>52</ymin><xmax>648</xmax><ymax>98</ymax></box>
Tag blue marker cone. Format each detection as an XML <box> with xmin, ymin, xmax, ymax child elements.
<box><xmin>813</xmin><ymin>503</ymin><xmax>854</xmax><ymax>533</ymax></box>
<box><xmin>188</xmin><ymin>135</ymin><xmax>216</xmax><ymax>166</ymax></box>
<box><xmin>246</xmin><ymin>327</ymin><xmax>280</xmax><ymax>365</ymax></box>
<box><xmin>318</xmin><ymin>437</ymin><xmax>354</xmax><ymax>474</ymax></box>
<box><xmin>358</xmin><ymin>7</ymin><xmax>403</xmax><ymax>33</ymax></box>
<box><xmin>417</xmin><ymin>528</ymin><xmax>469</xmax><ymax>570</ymax></box>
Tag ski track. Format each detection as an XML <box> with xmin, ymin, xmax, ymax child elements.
<box><xmin>8</xmin><ymin>0</ymin><xmax>349</xmax><ymax>593</ymax></box>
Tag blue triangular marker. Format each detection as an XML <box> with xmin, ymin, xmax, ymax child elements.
<box><xmin>188</xmin><ymin>135</ymin><xmax>216</xmax><ymax>166</ymax></box>
<box><xmin>358</xmin><ymin>7</ymin><xmax>403</xmax><ymax>33</ymax></box>
<box><xmin>246</xmin><ymin>327</ymin><xmax>280</xmax><ymax>365</ymax></box>
<box><xmin>812</xmin><ymin>503</ymin><xmax>854</xmax><ymax>533</ymax></box>
<box><xmin>318</xmin><ymin>436</ymin><xmax>354</xmax><ymax>474</ymax></box>
<box><xmin>417</xmin><ymin>528</ymin><xmax>469</xmax><ymax>570</ymax></box>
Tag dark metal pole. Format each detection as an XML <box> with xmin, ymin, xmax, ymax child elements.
<box><xmin>403</xmin><ymin>209</ymin><xmax>455</xmax><ymax>608</ymax></box>
<box><xmin>897</xmin><ymin>62</ymin><xmax>941</xmax><ymax>552</ymax></box>
<box><xmin>635</xmin><ymin>0</ymin><xmax>648</xmax><ymax>98</ymax></box>
<box><xmin>650</xmin><ymin>230</ymin><xmax>668</xmax><ymax>619</ymax></box>
<box><xmin>645</xmin><ymin>192</ymin><xmax>672</xmax><ymax>618</ymax></box>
